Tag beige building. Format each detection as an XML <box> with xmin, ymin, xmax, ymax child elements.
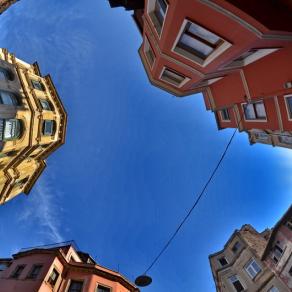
<box><xmin>0</xmin><ymin>48</ymin><xmax>67</xmax><ymax>204</ymax></box>
<box><xmin>0</xmin><ymin>0</ymin><xmax>18</xmax><ymax>14</ymax></box>
<box><xmin>209</xmin><ymin>205</ymin><xmax>292</xmax><ymax>292</ymax></box>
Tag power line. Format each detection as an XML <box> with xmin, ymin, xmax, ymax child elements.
<box><xmin>143</xmin><ymin>127</ymin><xmax>238</xmax><ymax>275</ymax></box>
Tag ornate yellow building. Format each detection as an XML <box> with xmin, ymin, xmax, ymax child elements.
<box><xmin>0</xmin><ymin>49</ymin><xmax>67</xmax><ymax>204</ymax></box>
<box><xmin>0</xmin><ymin>0</ymin><xmax>18</xmax><ymax>14</ymax></box>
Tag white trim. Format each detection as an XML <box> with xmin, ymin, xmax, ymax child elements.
<box><xmin>274</xmin><ymin>96</ymin><xmax>284</xmax><ymax>131</ymax></box>
<box><xmin>242</xmin><ymin>48</ymin><xmax>280</xmax><ymax>66</ymax></box>
<box><xmin>244</xmin><ymin>258</ymin><xmax>262</xmax><ymax>279</ymax></box>
<box><xmin>219</xmin><ymin>108</ymin><xmax>231</xmax><ymax>122</ymax></box>
<box><xmin>284</xmin><ymin>94</ymin><xmax>292</xmax><ymax>121</ymax></box>
<box><xmin>146</xmin><ymin>0</ymin><xmax>169</xmax><ymax>39</ymax></box>
<box><xmin>159</xmin><ymin>66</ymin><xmax>190</xmax><ymax>88</ymax></box>
<box><xmin>239</xmin><ymin>70</ymin><xmax>251</xmax><ymax>100</ymax></box>
<box><xmin>171</xmin><ymin>19</ymin><xmax>232</xmax><ymax>67</ymax></box>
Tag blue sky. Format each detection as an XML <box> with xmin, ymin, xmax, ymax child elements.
<box><xmin>0</xmin><ymin>0</ymin><xmax>291</xmax><ymax>291</ymax></box>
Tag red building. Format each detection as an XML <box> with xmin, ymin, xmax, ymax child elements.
<box><xmin>109</xmin><ymin>0</ymin><xmax>292</xmax><ymax>149</ymax></box>
<box><xmin>0</xmin><ymin>241</ymin><xmax>139</xmax><ymax>292</ymax></box>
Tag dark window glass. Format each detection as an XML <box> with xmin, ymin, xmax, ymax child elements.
<box><xmin>0</xmin><ymin>68</ymin><xmax>13</xmax><ymax>81</ymax></box>
<box><xmin>47</xmin><ymin>268</ymin><xmax>59</xmax><ymax>287</ymax></box>
<box><xmin>286</xmin><ymin>96</ymin><xmax>292</xmax><ymax>119</ymax></box>
<box><xmin>68</xmin><ymin>280</ymin><xmax>83</xmax><ymax>292</ymax></box>
<box><xmin>40</xmin><ymin>99</ymin><xmax>52</xmax><ymax>111</ymax></box>
<box><xmin>232</xmin><ymin>241</ymin><xmax>241</xmax><ymax>253</ymax></box>
<box><xmin>0</xmin><ymin>91</ymin><xmax>18</xmax><ymax>106</ymax></box>
<box><xmin>289</xmin><ymin>265</ymin><xmax>292</xmax><ymax>275</ymax></box>
<box><xmin>27</xmin><ymin>264</ymin><xmax>42</xmax><ymax>279</ymax></box>
<box><xmin>31</xmin><ymin>80</ymin><xmax>45</xmax><ymax>91</ymax></box>
<box><xmin>220</xmin><ymin>109</ymin><xmax>230</xmax><ymax>121</ymax></box>
<box><xmin>161</xmin><ymin>68</ymin><xmax>185</xmax><ymax>87</ymax></box>
<box><xmin>218</xmin><ymin>257</ymin><xmax>228</xmax><ymax>266</ymax></box>
<box><xmin>154</xmin><ymin>0</ymin><xmax>167</xmax><ymax>25</ymax></box>
<box><xmin>42</xmin><ymin>120</ymin><xmax>55</xmax><ymax>136</ymax></box>
<box><xmin>11</xmin><ymin>265</ymin><xmax>25</xmax><ymax>279</ymax></box>
<box><xmin>97</xmin><ymin>285</ymin><xmax>111</xmax><ymax>292</ymax></box>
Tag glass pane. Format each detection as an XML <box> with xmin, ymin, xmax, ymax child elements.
<box><xmin>287</xmin><ymin>96</ymin><xmax>292</xmax><ymax>118</ymax></box>
<box><xmin>180</xmin><ymin>34</ymin><xmax>213</xmax><ymax>57</ymax></box>
<box><xmin>279</xmin><ymin>135</ymin><xmax>292</xmax><ymax>144</ymax></box>
<box><xmin>0</xmin><ymin>92</ymin><xmax>14</xmax><ymax>105</ymax></box>
<box><xmin>234</xmin><ymin>280</ymin><xmax>244</xmax><ymax>292</ymax></box>
<box><xmin>255</xmin><ymin>102</ymin><xmax>266</xmax><ymax>118</ymax></box>
<box><xmin>4</xmin><ymin>120</ymin><xmax>15</xmax><ymax>139</ymax></box>
<box><xmin>43</xmin><ymin>120</ymin><xmax>54</xmax><ymax>135</ymax></box>
<box><xmin>188</xmin><ymin>22</ymin><xmax>220</xmax><ymax>45</ymax></box>
<box><xmin>40</xmin><ymin>99</ymin><xmax>51</xmax><ymax>110</ymax></box>
<box><xmin>251</xmin><ymin>260</ymin><xmax>261</xmax><ymax>273</ymax></box>
<box><xmin>243</xmin><ymin>104</ymin><xmax>256</xmax><ymax>119</ymax></box>
<box><xmin>0</xmin><ymin>70</ymin><xmax>6</xmax><ymax>80</ymax></box>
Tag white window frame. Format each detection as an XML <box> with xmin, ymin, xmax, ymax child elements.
<box><xmin>147</xmin><ymin>0</ymin><xmax>169</xmax><ymax>38</ymax></box>
<box><xmin>172</xmin><ymin>19</ymin><xmax>231</xmax><ymax>67</ymax></box>
<box><xmin>96</xmin><ymin>283</ymin><xmax>112</xmax><ymax>292</ymax></box>
<box><xmin>219</xmin><ymin>108</ymin><xmax>231</xmax><ymax>122</ymax></box>
<box><xmin>225</xmin><ymin>48</ymin><xmax>280</xmax><ymax>68</ymax></box>
<box><xmin>159</xmin><ymin>67</ymin><xmax>190</xmax><ymax>88</ymax></box>
<box><xmin>143</xmin><ymin>36</ymin><xmax>156</xmax><ymax>69</ymax></box>
<box><xmin>284</xmin><ymin>95</ymin><xmax>292</xmax><ymax>121</ymax></box>
<box><xmin>244</xmin><ymin>258</ymin><xmax>262</xmax><ymax>279</ymax></box>
<box><xmin>241</xmin><ymin>101</ymin><xmax>267</xmax><ymax>122</ymax></box>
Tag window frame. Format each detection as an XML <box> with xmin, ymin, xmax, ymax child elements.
<box><xmin>10</xmin><ymin>264</ymin><xmax>26</xmax><ymax>279</ymax></box>
<box><xmin>47</xmin><ymin>267</ymin><xmax>60</xmax><ymax>287</ymax></box>
<box><xmin>96</xmin><ymin>283</ymin><xmax>112</xmax><ymax>292</ymax></box>
<box><xmin>26</xmin><ymin>264</ymin><xmax>43</xmax><ymax>280</ymax></box>
<box><xmin>218</xmin><ymin>256</ymin><xmax>228</xmax><ymax>267</ymax></box>
<box><xmin>231</xmin><ymin>241</ymin><xmax>241</xmax><ymax>253</ymax></box>
<box><xmin>39</xmin><ymin>99</ymin><xmax>53</xmax><ymax>111</ymax></box>
<box><xmin>269</xmin><ymin>286</ymin><xmax>279</xmax><ymax>292</ymax></box>
<box><xmin>228</xmin><ymin>274</ymin><xmax>245</xmax><ymax>292</ymax></box>
<box><xmin>42</xmin><ymin>120</ymin><xmax>56</xmax><ymax>136</ymax></box>
<box><xmin>272</xmin><ymin>242</ymin><xmax>285</xmax><ymax>263</ymax></box>
<box><xmin>67</xmin><ymin>279</ymin><xmax>84</xmax><ymax>292</ymax></box>
<box><xmin>284</xmin><ymin>95</ymin><xmax>292</xmax><ymax>121</ymax></box>
<box><xmin>144</xmin><ymin>36</ymin><xmax>156</xmax><ymax>69</ymax></box>
<box><xmin>219</xmin><ymin>108</ymin><xmax>230</xmax><ymax>121</ymax></box>
<box><xmin>147</xmin><ymin>0</ymin><xmax>169</xmax><ymax>37</ymax></box>
<box><xmin>244</xmin><ymin>258</ymin><xmax>262</xmax><ymax>279</ymax></box>
<box><xmin>172</xmin><ymin>19</ymin><xmax>231</xmax><ymax>67</ymax></box>
<box><xmin>242</xmin><ymin>101</ymin><xmax>267</xmax><ymax>121</ymax></box>
<box><xmin>0</xmin><ymin>90</ymin><xmax>19</xmax><ymax>106</ymax></box>
<box><xmin>159</xmin><ymin>67</ymin><xmax>190</xmax><ymax>88</ymax></box>
<box><xmin>0</xmin><ymin>119</ymin><xmax>23</xmax><ymax>141</ymax></box>
<box><xmin>0</xmin><ymin>67</ymin><xmax>14</xmax><ymax>81</ymax></box>
<box><xmin>31</xmin><ymin>79</ymin><xmax>45</xmax><ymax>91</ymax></box>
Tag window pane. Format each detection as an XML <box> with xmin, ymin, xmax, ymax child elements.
<box><xmin>233</xmin><ymin>280</ymin><xmax>244</xmax><ymax>292</ymax></box>
<box><xmin>162</xmin><ymin>68</ymin><xmax>185</xmax><ymax>86</ymax></box>
<box><xmin>0</xmin><ymin>70</ymin><xmax>7</xmax><ymax>80</ymax></box>
<box><xmin>243</xmin><ymin>104</ymin><xmax>256</xmax><ymax>119</ymax></box>
<box><xmin>218</xmin><ymin>257</ymin><xmax>228</xmax><ymax>266</ymax></box>
<box><xmin>269</xmin><ymin>287</ymin><xmax>279</xmax><ymax>292</ymax></box>
<box><xmin>155</xmin><ymin>0</ymin><xmax>166</xmax><ymax>25</ymax></box>
<box><xmin>255</xmin><ymin>102</ymin><xmax>266</xmax><ymax>118</ymax></box>
<box><xmin>286</xmin><ymin>96</ymin><xmax>292</xmax><ymax>118</ymax></box>
<box><xmin>251</xmin><ymin>261</ymin><xmax>261</xmax><ymax>273</ymax></box>
<box><xmin>69</xmin><ymin>280</ymin><xmax>83</xmax><ymax>292</ymax></box>
<box><xmin>188</xmin><ymin>22</ymin><xmax>220</xmax><ymax>45</ymax></box>
<box><xmin>279</xmin><ymin>135</ymin><xmax>292</xmax><ymax>144</ymax></box>
<box><xmin>4</xmin><ymin>119</ymin><xmax>18</xmax><ymax>139</ymax></box>
<box><xmin>98</xmin><ymin>285</ymin><xmax>111</xmax><ymax>292</ymax></box>
<box><xmin>43</xmin><ymin>120</ymin><xmax>55</xmax><ymax>136</ymax></box>
<box><xmin>232</xmin><ymin>241</ymin><xmax>241</xmax><ymax>253</ymax></box>
<box><xmin>180</xmin><ymin>34</ymin><xmax>213</xmax><ymax>57</ymax></box>
<box><xmin>40</xmin><ymin>99</ymin><xmax>51</xmax><ymax>110</ymax></box>
<box><xmin>0</xmin><ymin>91</ymin><xmax>16</xmax><ymax>105</ymax></box>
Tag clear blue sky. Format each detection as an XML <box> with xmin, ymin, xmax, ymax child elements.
<box><xmin>0</xmin><ymin>1</ymin><xmax>291</xmax><ymax>291</ymax></box>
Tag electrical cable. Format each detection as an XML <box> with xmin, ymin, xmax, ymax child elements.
<box><xmin>143</xmin><ymin>127</ymin><xmax>238</xmax><ymax>275</ymax></box>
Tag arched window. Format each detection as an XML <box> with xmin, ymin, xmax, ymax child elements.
<box><xmin>0</xmin><ymin>68</ymin><xmax>13</xmax><ymax>81</ymax></box>
<box><xmin>0</xmin><ymin>91</ymin><xmax>19</xmax><ymax>106</ymax></box>
<box><xmin>0</xmin><ymin>119</ymin><xmax>23</xmax><ymax>141</ymax></box>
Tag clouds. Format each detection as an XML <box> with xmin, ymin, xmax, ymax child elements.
<box><xmin>18</xmin><ymin>175</ymin><xmax>64</xmax><ymax>243</ymax></box>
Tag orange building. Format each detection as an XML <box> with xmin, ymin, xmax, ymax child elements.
<box><xmin>0</xmin><ymin>241</ymin><xmax>139</xmax><ymax>292</ymax></box>
<box><xmin>109</xmin><ymin>0</ymin><xmax>292</xmax><ymax>149</ymax></box>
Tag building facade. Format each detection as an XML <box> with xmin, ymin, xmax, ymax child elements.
<box><xmin>0</xmin><ymin>241</ymin><xmax>139</xmax><ymax>292</ymax></box>
<box><xmin>0</xmin><ymin>0</ymin><xmax>18</xmax><ymax>14</ymax></box>
<box><xmin>209</xmin><ymin>205</ymin><xmax>292</xmax><ymax>292</ymax></box>
<box><xmin>0</xmin><ymin>48</ymin><xmax>67</xmax><ymax>204</ymax></box>
<box><xmin>109</xmin><ymin>0</ymin><xmax>292</xmax><ymax>149</ymax></box>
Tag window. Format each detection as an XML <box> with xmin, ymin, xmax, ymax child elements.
<box><xmin>273</xmin><ymin>242</ymin><xmax>284</xmax><ymax>263</ymax></box>
<box><xmin>42</xmin><ymin>120</ymin><xmax>55</xmax><ymax>136</ymax></box>
<box><xmin>144</xmin><ymin>37</ymin><xmax>156</xmax><ymax>68</ymax></box>
<box><xmin>254</xmin><ymin>131</ymin><xmax>269</xmax><ymax>142</ymax></box>
<box><xmin>148</xmin><ymin>0</ymin><xmax>168</xmax><ymax>35</ymax></box>
<box><xmin>0</xmin><ymin>68</ymin><xmax>13</xmax><ymax>81</ymax></box>
<box><xmin>160</xmin><ymin>68</ymin><xmax>187</xmax><ymax>87</ymax></box>
<box><xmin>68</xmin><ymin>280</ymin><xmax>83</xmax><ymax>292</ymax></box>
<box><xmin>0</xmin><ymin>91</ymin><xmax>18</xmax><ymax>106</ymax></box>
<box><xmin>31</xmin><ymin>80</ymin><xmax>45</xmax><ymax>91</ymax></box>
<box><xmin>279</xmin><ymin>134</ymin><xmax>292</xmax><ymax>145</ymax></box>
<box><xmin>229</xmin><ymin>275</ymin><xmax>244</xmax><ymax>292</ymax></box>
<box><xmin>218</xmin><ymin>257</ymin><xmax>228</xmax><ymax>266</ymax></box>
<box><xmin>14</xmin><ymin>177</ymin><xmax>29</xmax><ymax>188</ymax></box>
<box><xmin>232</xmin><ymin>241</ymin><xmax>241</xmax><ymax>253</ymax></box>
<box><xmin>27</xmin><ymin>264</ymin><xmax>42</xmax><ymax>279</ymax></box>
<box><xmin>173</xmin><ymin>20</ymin><xmax>231</xmax><ymax>66</ymax></box>
<box><xmin>285</xmin><ymin>95</ymin><xmax>292</xmax><ymax>119</ymax></box>
<box><xmin>245</xmin><ymin>259</ymin><xmax>261</xmax><ymax>279</ymax></box>
<box><xmin>269</xmin><ymin>287</ymin><xmax>279</xmax><ymax>292</ymax></box>
<box><xmin>0</xmin><ymin>119</ymin><xmax>22</xmax><ymax>141</ymax></box>
<box><xmin>97</xmin><ymin>285</ymin><xmax>111</xmax><ymax>292</ymax></box>
<box><xmin>47</xmin><ymin>268</ymin><xmax>59</xmax><ymax>287</ymax></box>
<box><xmin>243</xmin><ymin>101</ymin><xmax>266</xmax><ymax>120</ymax></box>
<box><xmin>0</xmin><ymin>263</ymin><xmax>9</xmax><ymax>271</ymax></box>
<box><xmin>220</xmin><ymin>109</ymin><xmax>230</xmax><ymax>121</ymax></box>
<box><xmin>40</xmin><ymin>99</ymin><xmax>52</xmax><ymax>111</ymax></box>
<box><xmin>289</xmin><ymin>265</ymin><xmax>292</xmax><ymax>276</ymax></box>
<box><xmin>10</xmin><ymin>265</ymin><xmax>25</xmax><ymax>279</ymax></box>
<box><xmin>286</xmin><ymin>220</ymin><xmax>292</xmax><ymax>230</ymax></box>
